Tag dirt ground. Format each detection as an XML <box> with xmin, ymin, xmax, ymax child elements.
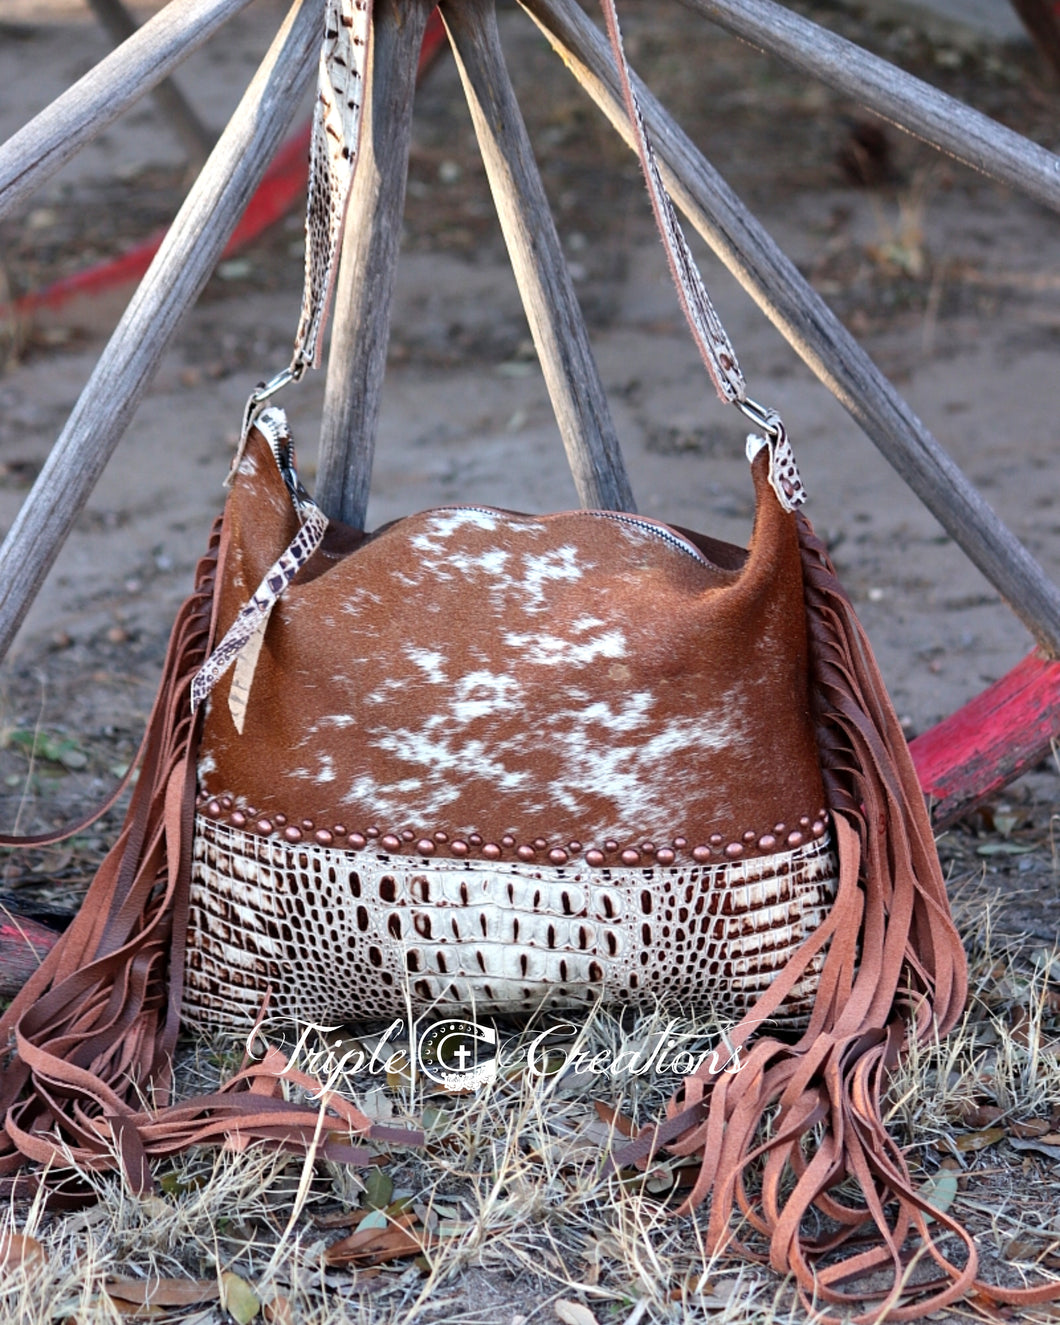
<box><xmin>0</xmin><ymin>0</ymin><xmax>1059</xmax><ymax>1318</ymax></box>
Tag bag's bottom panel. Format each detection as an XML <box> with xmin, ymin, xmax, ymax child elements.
<box><xmin>183</xmin><ymin>818</ymin><xmax>838</xmax><ymax>1032</ymax></box>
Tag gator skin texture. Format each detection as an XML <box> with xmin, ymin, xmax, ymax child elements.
<box><xmin>185</xmin><ymin>819</ymin><xmax>836</xmax><ymax>1028</ymax></box>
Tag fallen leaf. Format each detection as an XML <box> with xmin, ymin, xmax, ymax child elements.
<box><xmin>593</xmin><ymin>1100</ymin><xmax>634</xmax><ymax>1138</ymax></box>
<box><xmin>1004</xmin><ymin>1238</ymin><xmax>1045</xmax><ymax>1261</ymax></box>
<box><xmin>220</xmin><ymin>1272</ymin><xmax>260</xmax><ymax>1324</ymax></box>
<box><xmin>958</xmin><ymin>1103</ymin><xmax>1004</xmax><ymax>1128</ymax></box>
<box><xmin>363</xmin><ymin>1167</ymin><xmax>393</xmax><ymax>1210</ymax></box>
<box><xmin>1009</xmin><ymin>1119</ymin><xmax>1052</xmax><ymax>1139</ymax></box>
<box><xmin>105</xmin><ymin>1279</ymin><xmax>220</xmax><ymax>1307</ymax></box>
<box><xmin>313</xmin><ymin>1209</ymin><xmax>361</xmax><ymax>1229</ymax></box>
<box><xmin>323</xmin><ymin>1212</ymin><xmax>430</xmax><ymax>1267</ymax></box>
<box><xmin>555</xmin><ymin>1301</ymin><xmax>599</xmax><ymax>1325</ymax></box>
<box><xmin>695</xmin><ymin>1278</ymin><xmax>740</xmax><ymax>1308</ymax></box>
<box><xmin>0</xmin><ymin>1232</ymin><xmax>45</xmax><ymax>1269</ymax></box>
<box><xmin>919</xmin><ymin>1169</ymin><xmax>958</xmax><ymax>1221</ymax></box>
<box><xmin>264</xmin><ymin>1296</ymin><xmax>294</xmax><ymax>1325</ymax></box>
<box><xmin>1009</xmin><ymin>1136</ymin><xmax>1060</xmax><ymax>1163</ymax></box>
<box><xmin>955</xmin><ymin>1128</ymin><xmax>1006</xmax><ymax>1152</ymax></box>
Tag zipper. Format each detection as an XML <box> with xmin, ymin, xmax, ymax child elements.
<box><xmin>585</xmin><ymin>510</ymin><xmax>711</xmax><ymax>566</ymax></box>
<box><xmin>433</xmin><ymin>505</ymin><xmax>712</xmax><ymax>568</ymax></box>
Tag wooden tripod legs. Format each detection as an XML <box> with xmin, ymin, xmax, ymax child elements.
<box><xmin>443</xmin><ymin>0</ymin><xmax>635</xmax><ymax>514</ymax></box>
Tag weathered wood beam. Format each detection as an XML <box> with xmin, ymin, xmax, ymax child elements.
<box><xmin>1005</xmin><ymin>0</ymin><xmax>1060</xmax><ymax>82</ymax></box>
<box><xmin>85</xmin><ymin>0</ymin><xmax>215</xmax><ymax>172</ymax></box>
<box><xmin>521</xmin><ymin>0</ymin><xmax>1060</xmax><ymax>657</ymax></box>
<box><xmin>0</xmin><ymin>0</ymin><xmax>323</xmax><ymax>663</ymax></box>
<box><xmin>677</xmin><ymin>0</ymin><xmax>1060</xmax><ymax>217</ymax></box>
<box><xmin>911</xmin><ymin>652</ymin><xmax>1060</xmax><ymax>826</ymax></box>
<box><xmin>316</xmin><ymin>0</ymin><xmax>434</xmax><ymax>528</ymax></box>
<box><xmin>443</xmin><ymin>0</ymin><xmax>635</xmax><ymax>513</ymax></box>
<box><xmin>0</xmin><ymin>0</ymin><xmax>254</xmax><ymax>223</ymax></box>
<box><xmin>0</xmin><ymin>910</ymin><xmax>60</xmax><ymax>1001</ymax></box>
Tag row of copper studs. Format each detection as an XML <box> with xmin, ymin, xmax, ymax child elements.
<box><xmin>195</xmin><ymin>793</ymin><xmax>829</xmax><ymax>866</ymax></box>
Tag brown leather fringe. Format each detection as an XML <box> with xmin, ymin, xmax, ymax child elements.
<box><xmin>615</xmin><ymin>514</ymin><xmax>967</xmax><ymax>1321</ymax></box>
<box><xmin>617</xmin><ymin>515</ymin><xmax>1060</xmax><ymax>1319</ymax></box>
<box><xmin>0</xmin><ymin>523</ymin><xmax>418</xmax><ymax>1197</ymax></box>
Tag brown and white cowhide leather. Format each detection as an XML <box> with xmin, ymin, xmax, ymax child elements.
<box><xmin>185</xmin><ymin>421</ymin><xmax>836</xmax><ymax>1029</ymax></box>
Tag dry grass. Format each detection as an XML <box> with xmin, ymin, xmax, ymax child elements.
<box><xmin>3</xmin><ymin>871</ymin><xmax>1060</xmax><ymax>1325</ymax></box>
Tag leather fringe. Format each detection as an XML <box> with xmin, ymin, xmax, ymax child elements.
<box><xmin>0</xmin><ymin>523</ymin><xmax>419</xmax><ymax>1198</ymax></box>
<box><xmin>616</xmin><ymin>514</ymin><xmax>981</xmax><ymax>1322</ymax></box>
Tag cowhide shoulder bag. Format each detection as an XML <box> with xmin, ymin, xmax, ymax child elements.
<box><xmin>5</xmin><ymin>2</ymin><xmax>1049</xmax><ymax>1319</ymax></box>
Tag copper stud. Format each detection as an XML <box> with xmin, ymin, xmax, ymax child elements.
<box><xmin>709</xmin><ymin>833</ymin><xmax>723</xmax><ymax>847</ymax></box>
<box><xmin>349</xmin><ymin>832</ymin><xmax>366</xmax><ymax>849</ymax></box>
<box><xmin>673</xmin><ymin>836</ymin><xmax>687</xmax><ymax>849</ymax></box>
<box><xmin>585</xmin><ymin>848</ymin><xmax>605</xmax><ymax>867</ymax></box>
<box><xmin>818</xmin><ymin>807</ymin><xmax>828</xmax><ymax>821</ymax></box>
<box><xmin>483</xmin><ymin>842</ymin><xmax>501</xmax><ymax>860</ymax></box>
<box><xmin>284</xmin><ymin>825</ymin><xmax>303</xmax><ymax>844</ymax></box>
<box><xmin>620</xmin><ymin>848</ymin><xmax>641</xmax><ymax>866</ymax></box>
<box><xmin>256</xmin><ymin>818</ymin><xmax>273</xmax><ymax>835</ymax></box>
<box><xmin>221</xmin><ymin>795</ymin><xmax>233</xmax><ymax>810</ymax></box>
<box><xmin>315</xmin><ymin>829</ymin><xmax>334</xmax><ymax>847</ymax></box>
<box><xmin>692</xmin><ymin>845</ymin><xmax>711</xmax><ymax>863</ymax></box>
<box><xmin>417</xmin><ymin>839</ymin><xmax>436</xmax><ymax>856</ymax></box>
<box><xmin>302</xmin><ymin>819</ymin><xmax>314</xmax><ymax>831</ymax></box>
<box><xmin>742</xmin><ymin>830</ymin><xmax>757</xmax><ymax>844</ymax></box>
<box><xmin>452</xmin><ymin>840</ymin><xmax>469</xmax><ymax>857</ymax></box>
<box><xmin>787</xmin><ymin>830</ymin><xmax>804</xmax><ymax>848</ymax></box>
<box><xmin>773</xmin><ymin>823</ymin><xmax>786</xmax><ymax>836</ymax></box>
<box><xmin>502</xmin><ymin>834</ymin><xmax>515</xmax><ymax>848</ymax></box>
<box><xmin>758</xmin><ymin>834</ymin><xmax>777</xmax><ymax>852</ymax></box>
<box><xmin>534</xmin><ymin>837</ymin><xmax>547</xmax><ymax>850</ymax></box>
<box><xmin>434</xmin><ymin>830</ymin><xmax>449</xmax><ymax>843</ymax></box>
<box><xmin>366</xmin><ymin>826</ymin><xmax>380</xmax><ymax>839</ymax></box>
<box><xmin>812</xmin><ymin>820</ymin><xmax>826</xmax><ymax>838</ymax></box>
<box><xmin>274</xmin><ymin>813</ymin><xmax>287</xmax><ymax>826</ymax></box>
<box><xmin>230</xmin><ymin>811</ymin><xmax>246</xmax><ymax>829</ymax></box>
<box><xmin>604</xmin><ymin>839</ymin><xmax>619</xmax><ymax>853</ymax></box>
<box><xmin>517</xmin><ymin>844</ymin><xmax>536</xmax><ymax>861</ymax></box>
<box><xmin>568</xmin><ymin>840</ymin><xmax>582</xmax><ymax>854</ymax></box>
<box><xmin>401</xmin><ymin>829</ymin><xmax>415</xmax><ymax>842</ymax></box>
<box><xmin>549</xmin><ymin>847</ymin><xmax>569</xmax><ymax>866</ymax></box>
<box><xmin>207</xmin><ymin>800</ymin><xmax>221</xmax><ymax>817</ymax></box>
<box><xmin>656</xmin><ymin>847</ymin><xmax>676</xmax><ymax>866</ymax></box>
<box><xmin>799</xmin><ymin>815</ymin><xmax>811</xmax><ymax>829</ymax></box>
<box><xmin>381</xmin><ymin>834</ymin><xmax>401</xmax><ymax>852</ymax></box>
<box><xmin>640</xmin><ymin>842</ymin><xmax>655</xmax><ymax>856</ymax></box>
<box><xmin>725</xmin><ymin>842</ymin><xmax>744</xmax><ymax>859</ymax></box>
<box><xmin>469</xmin><ymin>834</ymin><xmax>483</xmax><ymax>847</ymax></box>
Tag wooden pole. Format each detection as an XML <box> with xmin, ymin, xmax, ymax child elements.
<box><xmin>0</xmin><ymin>0</ymin><xmax>254</xmax><ymax>223</ymax></box>
<box><xmin>1009</xmin><ymin>0</ymin><xmax>1060</xmax><ymax>80</ymax></box>
<box><xmin>0</xmin><ymin>0</ymin><xmax>323</xmax><ymax>663</ymax></box>
<box><xmin>676</xmin><ymin>0</ymin><xmax>1060</xmax><ymax>216</ymax></box>
<box><xmin>316</xmin><ymin>0</ymin><xmax>434</xmax><ymax>528</ymax></box>
<box><xmin>84</xmin><ymin>0</ymin><xmax>215</xmax><ymax>172</ymax></box>
<box><xmin>443</xmin><ymin>0</ymin><xmax>635</xmax><ymax>513</ymax></box>
<box><xmin>521</xmin><ymin>0</ymin><xmax>1060</xmax><ymax>657</ymax></box>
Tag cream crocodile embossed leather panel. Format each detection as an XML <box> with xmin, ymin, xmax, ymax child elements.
<box><xmin>184</xmin><ymin>816</ymin><xmax>838</xmax><ymax>1031</ymax></box>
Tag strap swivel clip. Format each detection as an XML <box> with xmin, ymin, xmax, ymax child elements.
<box><xmin>735</xmin><ymin>396</ymin><xmax>784</xmax><ymax>440</ymax></box>
<box><xmin>229</xmin><ymin>365</ymin><xmax>303</xmax><ymax>486</ymax></box>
